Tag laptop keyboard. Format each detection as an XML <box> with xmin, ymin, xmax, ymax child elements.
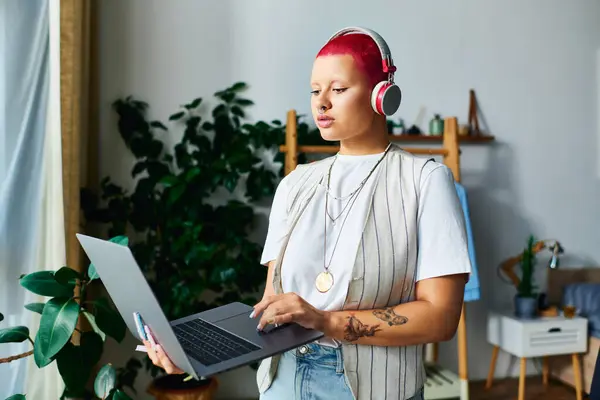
<box><xmin>173</xmin><ymin>318</ymin><xmax>261</xmax><ymax>366</ymax></box>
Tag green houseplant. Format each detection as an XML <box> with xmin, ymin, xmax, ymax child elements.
<box><xmin>514</xmin><ymin>235</ymin><xmax>539</xmax><ymax>319</ymax></box>
<box><xmin>80</xmin><ymin>82</ymin><xmax>325</xmax><ymax>396</ymax></box>
<box><xmin>0</xmin><ymin>236</ymin><xmax>134</xmax><ymax>400</ymax></box>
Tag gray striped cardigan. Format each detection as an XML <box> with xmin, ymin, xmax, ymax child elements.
<box><xmin>257</xmin><ymin>144</ymin><xmax>433</xmax><ymax>400</ymax></box>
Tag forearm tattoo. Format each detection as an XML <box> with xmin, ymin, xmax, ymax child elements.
<box><xmin>372</xmin><ymin>307</ymin><xmax>409</xmax><ymax>326</ymax></box>
<box><xmin>343</xmin><ymin>314</ymin><xmax>381</xmax><ymax>342</ymax></box>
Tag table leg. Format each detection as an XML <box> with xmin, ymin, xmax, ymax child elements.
<box><xmin>485</xmin><ymin>345</ymin><xmax>499</xmax><ymax>389</ymax></box>
<box><xmin>457</xmin><ymin>304</ymin><xmax>469</xmax><ymax>400</ymax></box>
<box><xmin>542</xmin><ymin>357</ymin><xmax>549</xmax><ymax>386</ymax></box>
<box><xmin>518</xmin><ymin>357</ymin><xmax>526</xmax><ymax>400</ymax></box>
<box><xmin>572</xmin><ymin>353</ymin><xmax>582</xmax><ymax>400</ymax></box>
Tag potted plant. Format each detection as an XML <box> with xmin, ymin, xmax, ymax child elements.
<box><xmin>80</xmin><ymin>82</ymin><xmax>324</xmax><ymax>399</ymax></box>
<box><xmin>514</xmin><ymin>235</ymin><xmax>539</xmax><ymax>319</ymax></box>
<box><xmin>0</xmin><ymin>236</ymin><xmax>134</xmax><ymax>399</ymax></box>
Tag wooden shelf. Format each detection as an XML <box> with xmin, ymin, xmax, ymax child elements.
<box><xmin>389</xmin><ymin>134</ymin><xmax>495</xmax><ymax>144</ymax></box>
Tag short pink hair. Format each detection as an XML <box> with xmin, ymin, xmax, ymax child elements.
<box><xmin>316</xmin><ymin>33</ymin><xmax>387</xmax><ymax>88</ymax></box>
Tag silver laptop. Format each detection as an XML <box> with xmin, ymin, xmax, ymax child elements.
<box><xmin>76</xmin><ymin>233</ymin><xmax>324</xmax><ymax>380</ymax></box>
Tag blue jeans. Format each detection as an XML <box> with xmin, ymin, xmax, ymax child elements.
<box><xmin>259</xmin><ymin>343</ymin><xmax>425</xmax><ymax>400</ymax></box>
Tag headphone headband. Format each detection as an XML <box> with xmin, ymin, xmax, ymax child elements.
<box><xmin>327</xmin><ymin>26</ymin><xmax>397</xmax><ymax>81</ymax></box>
<box><xmin>323</xmin><ymin>26</ymin><xmax>402</xmax><ymax>116</ymax></box>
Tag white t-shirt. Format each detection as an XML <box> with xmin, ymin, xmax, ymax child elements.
<box><xmin>260</xmin><ymin>151</ymin><xmax>472</xmax><ymax>346</ymax></box>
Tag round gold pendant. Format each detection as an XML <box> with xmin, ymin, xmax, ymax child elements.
<box><xmin>315</xmin><ymin>271</ymin><xmax>334</xmax><ymax>293</ymax></box>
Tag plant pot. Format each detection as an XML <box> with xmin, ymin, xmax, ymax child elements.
<box><xmin>147</xmin><ymin>375</ymin><xmax>218</xmax><ymax>400</ymax></box>
<box><xmin>514</xmin><ymin>295</ymin><xmax>538</xmax><ymax>319</ymax></box>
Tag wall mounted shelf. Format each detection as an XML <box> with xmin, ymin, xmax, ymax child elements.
<box><xmin>389</xmin><ymin>134</ymin><xmax>495</xmax><ymax>144</ymax></box>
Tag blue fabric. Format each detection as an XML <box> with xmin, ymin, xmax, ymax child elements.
<box><xmin>260</xmin><ymin>343</ymin><xmax>353</xmax><ymax>400</ymax></box>
<box><xmin>562</xmin><ymin>283</ymin><xmax>600</xmax><ymax>338</ymax></box>
<box><xmin>260</xmin><ymin>343</ymin><xmax>424</xmax><ymax>400</ymax></box>
<box><xmin>454</xmin><ymin>182</ymin><xmax>481</xmax><ymax>302</ymax></box>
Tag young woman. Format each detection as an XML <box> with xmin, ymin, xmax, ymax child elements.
<box><xmin>146</xmin><ymin>27</ymin><xmax>471</xmax><ymax>400</ymax></box>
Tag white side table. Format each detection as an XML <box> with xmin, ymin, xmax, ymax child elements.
<box><xmin>485</xmin><ymin>310</ymin><xmax>588</xmax><ymax>400</ymax></box>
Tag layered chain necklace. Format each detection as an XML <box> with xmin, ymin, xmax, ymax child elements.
<box><xmin>315</xmin><ymin>143</ymin><xmax>393</xmax><ymax>293</ymax></box>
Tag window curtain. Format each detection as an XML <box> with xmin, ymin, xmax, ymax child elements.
<box><xmin>21</xmin><ymin>1</ymin><xmax>65</xmax><ymax>398</ymax></box>
<box><xmin>0</xmin><ymin>0</ymin><xmax>97</xmax><ymax>397</ymax></box>
<box><xmin>0</xmin><ymin>0</ymin><xmax>62</xmax><ymax>398</ymax></box>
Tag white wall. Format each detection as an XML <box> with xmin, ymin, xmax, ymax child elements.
<box><xmin>97</xmin><ymin>1</ymin><xmax>600</xmax><ymax>398</ymax></box>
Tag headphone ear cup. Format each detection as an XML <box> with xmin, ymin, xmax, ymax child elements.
<box><xmin>371</xmin><ymin>81</ymin><xmax>402</xmax><ymax>116</ymax></box>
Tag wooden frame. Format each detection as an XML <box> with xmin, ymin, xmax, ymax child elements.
<box><xmin>279</xmin><ymin>110</ymin><xmax>469</xmax><ymax>400</ymax></box>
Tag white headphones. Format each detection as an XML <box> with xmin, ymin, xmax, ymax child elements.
<box><xmin>326</xmin><ymin>27</ymin><xmax>402</xmax><ymax>116</ymax></box>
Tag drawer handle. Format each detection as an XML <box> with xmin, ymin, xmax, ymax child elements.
<box><xmin>548</xmin><ymin>327</ymin><xmax>562</xmax><ymax>333</ymax></box>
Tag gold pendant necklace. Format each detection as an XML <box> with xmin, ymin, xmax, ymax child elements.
<box><xmin>315</xmin><ymin>271</ymin><xmax>334</xmax><ymax>293</ymax></box>
<box><xmin>316</xmin><ymin>143</ymin><xmax>392</xmax><ymax>293</ymax></box>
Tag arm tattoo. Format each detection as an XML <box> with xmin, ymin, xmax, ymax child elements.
<box><xmin>372</xmin><ymin>307</ymin><xmax>409</xmax><ymax>326</ymax></box>
<box><xmin>343</xmin><ymin>314</ymin><xmax>381</xmax><ymax>342</ymax></box>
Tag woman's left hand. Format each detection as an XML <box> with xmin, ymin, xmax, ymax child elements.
<box><xmin>251</xmin><ymin>293</ymin><xmax>329</xmax><ymax>331</ymax></box>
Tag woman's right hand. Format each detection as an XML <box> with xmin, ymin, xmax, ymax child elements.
<box><xmin>144</xmin><ymin>340</ymin><xmax>185</xmax><ymax>375</ymax></box>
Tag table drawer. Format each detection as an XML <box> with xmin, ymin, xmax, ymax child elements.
<box><xmin>487</xmin><ymin>311</ymin><xmax>588</xmax><ymax>358</ymax></box>
<box><xmin>523</xmin><ymin>323</ymin><xmax>586</xmax><ymax>357</ymax></box>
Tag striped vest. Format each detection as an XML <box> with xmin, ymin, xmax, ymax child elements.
<box><xmin>257</xmin><ymin>144</ymin><xmax>433</xmax><ymax>400</ymax></box>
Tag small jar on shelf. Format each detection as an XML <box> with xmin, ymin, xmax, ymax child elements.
<box><xmin>428</xmin><ymin>114</ymin><xmax>444</xmax><ymax>136</ymax></box>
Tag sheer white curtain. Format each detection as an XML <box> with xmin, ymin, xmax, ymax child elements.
<box><xmin>0</xmin><ymin>0</ymin><xmax>64</xmax><ymax>398</ymax></box>
<box><xmin>23</xmin><ymin>0</ymin><xmax>64</xmax><ymax>397</ymax></box>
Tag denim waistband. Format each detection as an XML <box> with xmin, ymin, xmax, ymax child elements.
<box><xmin>290</xmin><ymin>343</ymin><xmax>344</xmax><ymax>374</ymax></box>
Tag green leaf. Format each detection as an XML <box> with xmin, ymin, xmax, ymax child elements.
<box><xmin>231</xmin><ymin>81</ymin><xmax>247</xmax><ymax>91</ymax></box>
<box><xmin>220</xmin><ymin>267</ymin><xmax>237</xmax><ymax>283</ymax></box>
<box><xmin>112</xmin><ymin>389</ymin><xmax>133</xmax><ymax>400</ymax></box>
<box><xmin>55</xmin><ymin>342</ymin><xmax>88</xmax><ymax>396</ymax></box>
<box><xmin>6</xmin><ymin>395</ymin><xmax>26</xmax><ymax>400</ymax></box>
<box><xmin>235</xmin><ymin>98</ymin><xmax>254</xmax><ymax>106</ymax></box>
<box><xmin>184</xmin><ymin>97</ymin><xmax>202</xmax><ymax>109</ymax></box>
<box><xmin>184</xmin><ymin>167</ymin><xmax>201</xmax><ymax>182</ymax></box>
<box><xmin>231</xmin><ymin>106</ymin><xmax>245</xmax><ymax>118</ymax></box>
<box><xmin>24</xmin><ymin>302</ymin><xmax>46</xmax><ymax>315</ymax></box>
<box><xmin>114</xmin><ymin>358</ymin><xmax>142</xmax><ymax>395</ymax></box>
<box><xmin>83</xmin><ymin>311</ymin><xmax>106</xmax><ymax>341</ymax></box>
<box><xmin>223</xmin><ymin>175</ymin><xmax>238</xmax><ymax>193</ymax></box>
<box><xmin>55</xmin><ymin>330</ymin><xmax>104</xmax><ymax>395</ymax></box>
<box><xmin>217</xmin><ymin>91</ymin><xmax>235</xmax><ymax>103</ymax></box>
<box><xmin>94</xmin><ymin>363</ymin><xmax>117</xmax><ymax>399</ymax></box>
<box><xmin>131</xmin><ymin>161</ymin><xmax>147</xmax><ymax>177</ymax></box>
<box><xmin>0</xmin><ymin>326</ymin><xmax>29</xmax><ymax>343</ymax></box>
<box><xmin>81</xmin><ymin>331</ymin><xmax>104</xmax><ymax>366</ymax></box>
<box><xmin>150</xmin><ymin>121</ymin><xmax>168</xmax><ymax>130</ymax></box>
<box><xmin>109</xmin><ymin>235</ymin><xmax>129</xmax><ymax>246</ymax></box>
<box><xmin>91</xmin><ymin>298</ymin><xmax>126</xmax><ymax>343</ymax></box>
<box><xmin>20</xmin><ymin>271</ymin><xmax>74</xmax><ymax>297</ymax></box>
<box><xmin>34</xmin><ymin>297</ymin><xmax>80</xmax><ymax>367</ymax></box>
<box><xmin>159</xmin><ymin>174</ymin><xmax>178</xmax><ymax>187</ymax></box>
<box><xmin>87</xmin><ymin>263</ymin><xmax>99</xmax><ymax>281</ymax></box>
<box><xmin>169</xmin><ymin>111</ymin><xmax>185</xmax><ymax>121</ymax></box>
<box><xmin>168</xmin><ymin>184</ymin><xmax>186</xmax><ymax>205</ymax></box>
<box><xmin>212</xmin><ymin>104</ymin><xmax>228</xmax><ymax>119</ymax></box>
<box><xmin>89</xmin><ymin>236</ymin><xmax>129</xmax><ymax>281</ymax></box>
<box><xmin>54</xmin><ymin>267</ymin><xmax>82</xmax><ymax>286</ymax></box>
